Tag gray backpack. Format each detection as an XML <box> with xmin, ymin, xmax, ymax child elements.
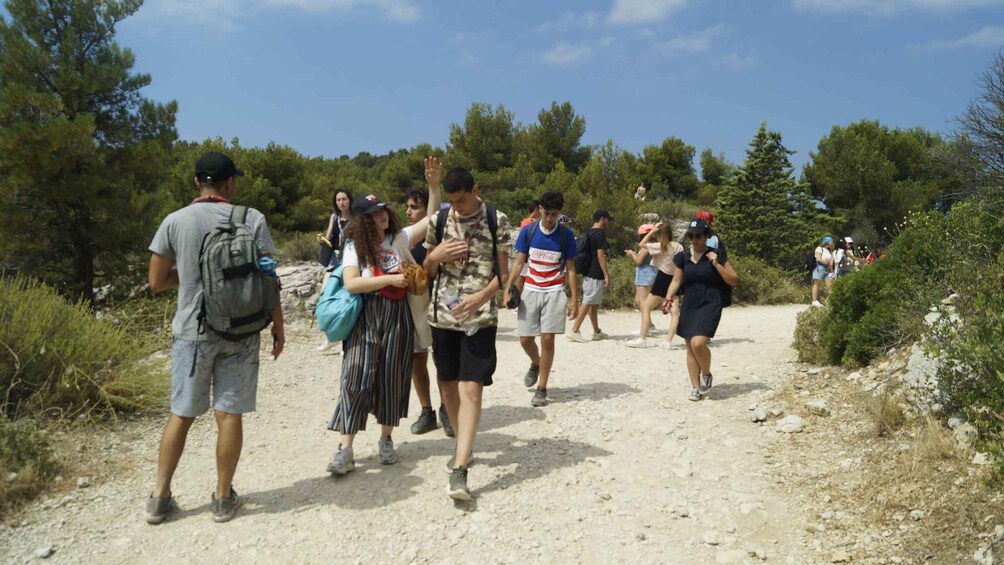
<box><xmin>198</xmin><ymin>206</ymin><xmax>273</xmax><ymax>340</ymax></box>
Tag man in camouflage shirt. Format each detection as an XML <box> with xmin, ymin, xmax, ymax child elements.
<box><xmin>424</xmin><ymin>166</ymin><xmax>510</xmax><ymax>501</ymax></box>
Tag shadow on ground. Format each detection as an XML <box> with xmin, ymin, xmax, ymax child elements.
<box><xmin>546</xmin><ymin>382</ymin><xmax>641</xmax><ymax>404</ymax></box>
<box><xmin>705</xmin><ymin>381</ymin><xmax>770</xmax><ymax>401</ymax></box>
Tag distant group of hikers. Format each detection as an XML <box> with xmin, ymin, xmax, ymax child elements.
<box><xmin>143</xmin><ymin>151</ymin><xmax>739</xmax><ymax>524</ymax></box>
<box><xmin>809</xmin><ymin>234</ymin><xmax>884</xmax><ymax>306</ymax></box>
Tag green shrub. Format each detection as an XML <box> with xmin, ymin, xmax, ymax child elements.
<box><xmin>792</xmin><ymin>306</ymin><xmax>828</xmax><ymax>364</ymax></box>
<box><xmin>0</xmin><ymin>415</ymin><xmax>57</xmax><ymax>515</ymax></box>
<box><xmin>100</xmin><ymin>293</ymin><xmax>177</xmax><ymax>353</ymax></box>
<box><xmin>730</xmin><ymin>255</ymin><xmax>803</xmax><ymax>305</ymax></box>
<box><xmin>600</xmin><ymin>256</ymin><xmax>639</xmax><ymax>310</ymax></box>
<box><xmin>275</xmin><ymin>231</ymin><xmax>320</xmax><ymax>264</ymax></box>
<box><xmin>0</xmin><ymin>276</ymin><xmax>166</xmax><ymax>419</ymax></box>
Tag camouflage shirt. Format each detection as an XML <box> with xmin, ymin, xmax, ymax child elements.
<box><xmin>425</xmin><ymin>201</ymin><xmax>511</xmax><ymax>330</ymax></box>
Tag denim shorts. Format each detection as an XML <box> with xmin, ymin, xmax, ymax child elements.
<box><xmin>812</xmin><ymin>264</ymin><xmax>831</xmax><ymax>281</ymax></box>
<box><xmin>635</xmin><ymin>264</ymin><xmax>658</xmax><ymax>287</ymax></box>
<box><xmin>170</xmin><ymin>334</ymin><xmax>260</xmax><ymax>417</ymax></box>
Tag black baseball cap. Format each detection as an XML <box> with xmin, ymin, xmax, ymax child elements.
<box><xmin>351</xmin><ymin>194</ymin><xmax>387</xmax><ymax>216</ymax></box>
<box><xmin>685</xmin><ymin>218</ymin><xmax>711</xmax><ymax>236</ymax></box>
<box><xmin>195</xmin><ymin>152</ymin><xmax>244</xmax><ymax>183</ymax></box>
<box><xmin>593</xmin><ymin>209</ymin><xmax>614</xmax><ymax>222</ymax></box>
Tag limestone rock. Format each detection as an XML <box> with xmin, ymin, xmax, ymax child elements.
<box><xmin>777</xmin><ymin>415</ymin><xmax>805</xmax><ymax>433</ymax></box>
<box><xmin>805</xmin><ymin>400</ymin><xmax>831</xmax><ymax>417</ymax></box>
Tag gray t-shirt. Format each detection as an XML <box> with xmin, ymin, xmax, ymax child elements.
<box><xmin>149</xmin><ymin>203</ymin><xmax>276</xmax><ymax>340</ymax></box>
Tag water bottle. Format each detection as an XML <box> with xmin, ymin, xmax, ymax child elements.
<box><xmin>259</xmin><ymin>256</ymin><xmax>278</xmax><ymax>277</ymax></box>
<box><xmin>444</xmin><ymin>287</ymin><xmax>479</xmax><ymax>336</ymax></box>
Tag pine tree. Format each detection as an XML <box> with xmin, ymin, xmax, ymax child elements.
<box><xmin>717</xmin><ymin>121</ymin><xmax>817</xmax><ymax>269</ymax></box>
<box><xmin>0</xmin><ymin>0</ymin><xmax>177</xmax><ymax>303</ymax></box>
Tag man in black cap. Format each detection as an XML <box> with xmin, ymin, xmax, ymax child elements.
<box><xmin>568</xmin><ymin>210</ymin><xmax>612</xmax><ymax>342</ymax></box>
<box><xmin>145</xmin><ymin>151</ymin><xmax>284</xmax><ymax>524</ymax></box>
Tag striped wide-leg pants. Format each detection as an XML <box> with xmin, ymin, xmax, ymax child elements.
<box><xmin>328</xmin><ymin>294</ymin><xmax>415</xmax><ymax>434</ymax></box>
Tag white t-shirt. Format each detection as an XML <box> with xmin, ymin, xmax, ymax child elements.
<box><xmin>646</xmin><ymin>241</ymin><xmax>684</xmax><ymax>274</ymax></box>
<box><xmin>834</xmin><ymin>249</ymin><xmax>845</xmax><ymax>267</ymax></box>
<box><xmin>342</xmin><ymin>225</ymin><xmax>420</xmax><ymax>277</ymax></box>
<box><xmin>815</xmin><ymin>246</ymin><xmax>832</xmax><ymax>267</ymax></box>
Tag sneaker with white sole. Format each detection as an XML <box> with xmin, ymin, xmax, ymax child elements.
<box><xmin>626</xmin><ymin>337</ymin><xmax>655</xmax><ymax>348</ymax></box>
<box><xmin>567</xmin><ymin>331</ymin><xmax>589</xmax><ymax>343</ymax></box>
<box><xmin>699</xmin><ymin>372</ymin><xmax>713</xmax><ymax>393</ymax></box>
<box><xmin>378</xmin><ymin>436</ymin><xmax>397</xmax><ymax>465</ymax></box>
<box><xmin>531</xmin><ymin>387</ymin><xmax>547</xmax><ymax>407</ymax></box>
<box><xmin>447</xmin><ymin>466</ymin><xmax>471</xmax><ymax>500</ymax></box>
<box><xmin>326</xmin><ymin>445</ymin><xmax>355</xmax><ymax>475</ymax></box>
<box><xmin>688</xmin><ymin>387</ymin><xmax>703</xmax><ymax>402</ymax></box>
<box><xmin>592</xmin><ymin>330</ymin><xmax>609</xmax><ymax>341</ymax></box>
<box><xmin>811</xmin><ymin>300</ymin><xmax>822</xmax><ymax>307</ymax></box>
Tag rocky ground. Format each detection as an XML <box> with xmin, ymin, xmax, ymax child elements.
<box><xmin>0</xmin><ymin>304</ymin><xmax>997</xmax><ymax>564</ymax></box>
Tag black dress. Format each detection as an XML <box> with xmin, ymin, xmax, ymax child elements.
<box><xmin>674</xmin><ymin>248</ymin><xmax>729</xmax><ymax>339</ymax></box>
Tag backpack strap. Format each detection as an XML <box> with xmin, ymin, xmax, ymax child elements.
<box><xmin>432</xmin><ymin>208</ymin><xmax>449</xmax><ymax>324</ymax></box>
<box><xmin>234</xmin><ymin>205</ymin><xmax>248</xmax><ymax>225</ymax></box>
<box><xmin>486</xmin><ymin>205</ymin><xmax>502</xmax><ymax>291</ymax></box>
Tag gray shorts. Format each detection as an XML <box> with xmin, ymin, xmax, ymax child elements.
<box><xmin>517</xmin><ymin>291</ymin><xmax>568</xmax><ymax>336</ymax></box>
<box><xmin>170</xmin><ymin>335</ymin><xmax>260</xmax><ymax>417</ymax></box>
<box><xmin>582</xmin><ymin>277</ymin><xmax>605</xmax><ymax>306</ymax></box>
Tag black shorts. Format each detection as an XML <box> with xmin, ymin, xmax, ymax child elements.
<box><xmin>431</xmin><ymin>326</ymin><xmax>497</xmax><ymax>386</ymax></box>
<box><xmin>651</xmin><ymin>271</ymin><xmax>679</xmax><ymax>299</ymax></box>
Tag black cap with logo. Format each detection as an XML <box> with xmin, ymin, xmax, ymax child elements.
<box><xmin>195</xmin><ymin>152</ymin><xmax>245</xmax><ymax>183</ymax></box>
<box><xmin>351</xmin><ymin>194</ymin><xmax>387</xmax><ymax>217</ymax></box>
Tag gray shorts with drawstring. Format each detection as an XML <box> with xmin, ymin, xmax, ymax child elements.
<box><xmin>169</xmin><ymin>335</ymin><xmax>260</xmax><ymax>417</ymax></box>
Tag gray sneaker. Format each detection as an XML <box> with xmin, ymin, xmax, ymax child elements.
<box><xmin>210</xmin><ymin>488</ymin><xmax>240</xmax><ymax>523</ymax></box>
<box><xmin>592</xmin><ymin>330</ymin><xmax>609</xmax><ymax>341</ymax></box>
<box><xmin>326</xmin><ymin>445</ymin><xmax>355</xmax><ymax>475</ymax></box>
<box><xmin>439</xmin><ymin>405</ymin><xmax>455</xmax><ymax>438</ymax></box>
<box><xmin>410</xmin><ymin>408</ymin><xmax>438</xmax><ymax>435</ymax></box>
<box><xmin>144</xmin><ymin>494</ymin><xmax>175</xmax><ymax>525</ymax></box>
<box><xmin>688</xmin><ymin>387</ymin><xmax>703</xmax><ymax>402</ymax></box>
<box><xmin>524</xmin><ymin>364</ymin><xmax>540</xmax><ymax>388</ymax></box>
<box><xmin>699</xmin><ymin>372</ymin><xmax>713</xmax><ymax>393</ymax></box>
<box><xmin>531</xmin><ymin>387</ymin><xmax>547</xmax><ymax>407</ymax></box>
<box><xmin>447</xmin><ymin>466</ymin><xmax>471</xmax><ymax>501</ymax></box>
<box><xmin>378</xmin><ymin>436</ymin><xmax>398</xmax><ymax>465</ymax></box>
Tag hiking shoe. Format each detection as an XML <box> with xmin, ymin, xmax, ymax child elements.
<box><xmin>626</xmin><ymin>338</ymin><xmax>655</xmax><ymax>349</ymax></box>
<box><xmin>524</xmin><ymin>364</ymin><xmax>540</xmax><ymax>388</ymax></box>
<box><xmin>688</xmin><ymin>388</ymin><xmax>703</xmax><ymax>402</ymax></box>
<box><xmin>567</xmin><ymin>331</ymin><xmax>589</xmax><ymax>343</ymax></box>
<box><xmin>592</xmin><ymin>330</ymin><xmax>609</xmax><ymax>341</ymax></box>
<box><xmin>699</xmin><ymin>373</ymin><xmax>714</xmax><ymax>393</ymax></box>
<box><xmin>210</xmin><ymin>488</ymin><xmax>240</xmax><ymax>523</ymax></box>
<box><xmin>144</xmin><ymin>494</ymin><xmax>175</xmax><ymax>525</ymax></box>
<box><xmin>326</xmin><ymin>445</ymin><xmax>355</xmax><ymax>475</ymax></box>
<box><xmin>446</xmin><ymin>449</ymin><xmax>475</xmax><ymax>473</ymax></box>
<box><xmin>378</xmin><ymin>436</ymin><xmax>397</xmax><ymax>465</ymax></box>
<box><xmin>447</xmin><ymin>466</ymin><xmax>471</xmax><ymax>501</ymax></box>
<box><xmin>410</xmin><ymin>407</ymin><xmax>438</xmax><ymax>435</ymax></box>
<box><xmin>531</xmin><ymin>387</ymin><xmax>547</xmax><ymax>407</ymax></box>
<box><xmin>439</xmin><ymin>405</ymin><xmax>455</xmax><ymax>438</ymax></box>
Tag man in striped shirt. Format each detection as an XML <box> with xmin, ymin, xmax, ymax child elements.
<box><xmin>503</xmin><ymin>191</ymin><xmax>579</xmax><ymax>407</ymax></box>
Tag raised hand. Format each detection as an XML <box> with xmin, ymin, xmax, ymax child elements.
<box><xmin>424</xmin><ymin>156</ymin><xmax>442</xmax><ymax>188</ymax></box>
<box><xmin>430</xmin><ymin>239</ymin><xmax>469</xmax><ymax>264</ymax></box>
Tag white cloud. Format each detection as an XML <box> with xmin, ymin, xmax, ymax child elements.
<box><xmin>929</xmin><ymin>25</ymin><xmax>1004</xmax><ymax>49</ymax></box>
<box><xmin>721</xmin><ymin>52</ymin><xmax>757</xmax><ymax>69</ymax></box>
<box><xmin>535</xmin><ymin>10</ymin><xmax>601</xmax><ymax>33</ymax></box>
<box><xmin>607</xmin><ymin>0</ymin><xmax>687</xmax><ymax>25</ymax></box>
<box><xmin>139</xmin><ymin>0</ymin><xmax>419</xmax><ymax>25</ymax></box>
<box><xmin>657</xmin><ymin>24</ymin><xmax>727</xmax><ymax>55</ymax></box>
<box><xmin>793</xmin><ymin>0</ymin><xmax>1004</xmax><ymax>16</ymax></box>
<box><xmin>539</xmin><ymin>42</ymin><xmax>595</xmax><ymax>66</ymax></box>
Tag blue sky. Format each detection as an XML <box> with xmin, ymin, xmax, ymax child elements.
<box><xmin>111</xmin><ymin>0</ymin><xmax>1004</xmax><ymax>171</ymax></box>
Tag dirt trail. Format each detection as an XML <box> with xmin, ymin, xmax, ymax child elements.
<box><xmin>2</xmin><ymin>305</ymin><xmax>830</xmax><ymax>564</ymax></box>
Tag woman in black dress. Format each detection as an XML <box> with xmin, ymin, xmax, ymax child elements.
<box><xmin>664</xmin><ymin>218</ymin><xmax>738</xmax><ymax>401</ymax></box>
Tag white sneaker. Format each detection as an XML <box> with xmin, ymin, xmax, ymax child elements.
<box><xmin>811</xmin><ymin>300</ymin><xmax>822</xmax><ymax>307</ymax></box>
<box><xmin>626</xmin><ymin>338</ymin><xmax>655</xmax><ymax>349</ymax></box>
<box><xmin>317</xmin><ymin>341</ymin><xmax>341</xmax><ymax>354</ymax></box>
<box><xmin>592</xmin><ymin>331</ymin><xmax>609</xmax><ymax>341</ymax></box>
<box><xmin>659</xmin><ymin>341</ymin><xmax>675</xmax><ymax>350</ymax></box>
<box><xmin>567</xmin><ymin>331</ymin><xmax>589</xmax><ymax>343</ymax></box>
